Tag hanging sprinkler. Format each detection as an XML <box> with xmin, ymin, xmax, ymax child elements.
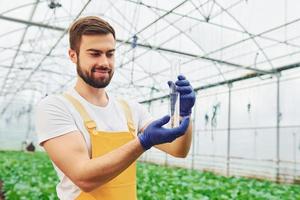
<box><xmin>131</xmin><ymin>35</ymin><xmax>138</xmax><ymax>48</ymax></box>
<box><xmin>210</xmin><ymin>102</ymin><xmax>221</xmax><ymax>140</ymax></box>
<box><xmin>211</xmin><ymin>102</ymin><xmax>220</xmax><ymax>128</ymax></box>
<box><xmin>130</xmin><ymin>34</ymin><xmax>138</xmax><ymax>83</ymax></box>
<box><xmin>48</xmin><ymin>0</ymin><xmax>62</xmax><ymax>9</ymax></box>
<box><xmin>247</xmin><ymin>102</ymin><xmax>251</xmax><ymax>113</ymax></box>
<box><xmin>205</xmin><ymin>113</ymin><xmax>209</xmax><ymax>127</ymax></box>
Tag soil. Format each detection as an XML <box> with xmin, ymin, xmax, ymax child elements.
<box><xmin>0</xmin><ymin>180</ymin><xmax>4</xmax><ymax>200</ymax></box>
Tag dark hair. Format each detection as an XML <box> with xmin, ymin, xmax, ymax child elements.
<box><xmin>69</xmin><ymin>16</ymin><xmax>115</xmax><ymax>53</ymax></box>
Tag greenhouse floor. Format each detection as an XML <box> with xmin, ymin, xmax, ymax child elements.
<box><xmin>0</xmin><ymin>180</ymin><xmax>4</xmax><ymax>200</ymax></box>
<box><xmin>0</xmin><ymin>151</ymin><xmax>299</xmax><ymax>200</ymax></box>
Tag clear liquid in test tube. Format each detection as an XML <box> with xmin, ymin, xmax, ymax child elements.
<box><xmin>169</xmin><ymin>59</ymin><xmax>180</xmax><ymax>128</ymax></box>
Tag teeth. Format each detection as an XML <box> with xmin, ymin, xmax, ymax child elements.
<box><xmin>94</xmin><ymin>69</ymin><xmax>109</xmax><ymax>71</ymax></box>
<box><xmin>93</xmin><ymin>70</ymin><xmax>109</xmax><ymax>73</ymax></box>
<box><xmin>93</xmin><ymin>69</ymin><xmax>109</xmax><ymax>72</ymax></box>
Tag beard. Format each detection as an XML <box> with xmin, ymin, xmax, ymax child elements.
<box><xmin>76</xmin><ymin>58</ymin><xmax>114</xmax><ymax>88</ymax></box>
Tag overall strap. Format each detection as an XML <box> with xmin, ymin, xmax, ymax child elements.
<box><xmin>118</xmin><ymin>99</ymin><xmax>136</xmax><ymax>134</ymax></box>
<box><xmin>63</xmin><ymin>93</ymin><xmax>97</xmax><ymax>134</ymax></box>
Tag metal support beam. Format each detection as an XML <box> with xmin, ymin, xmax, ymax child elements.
<box><xmin>141</xmin><ymin>61</ymin><xmax>300</xmax><ymax>104</ymax></box>
<box><xmin>226</xmin><ymin>83</ymin><xmax>232</xmax><ymax>176</ymax></box>
<box><xmin>276</xmin><ymin>73</ymin><xmax>281</xmax><ymax>182</ymax></box>
<box><xmin>0</xmin><ymin>64</ymin><xmax>74</xmax><ymax>77</ymax></box>
<box><xmin>191</xmin><ymin>93</ymin><xmax>197</xmax><ymax>170</ymax></box>
<box><xmin>0</xmin><ymin>0</ymin><xmax>92</xmax><ymax>115</ymax></box>
<box><xmin>0</xmin><ymin>1</ymin><xmax>39</xmax><ymax>95</ymax></box>
<box><xmin>0</xmin><ymin>15</ymin><xmax>269</xmax><ymax>74</ymax></box>
<box><xmin>134</xmin><ymin>43</ymin><xmax>270</xmax><ymax>74</ymax></box>
<box><xmin>0</xmin><ymin>14</ymin><xmax>65</xmax><ymax>31</ymax></box>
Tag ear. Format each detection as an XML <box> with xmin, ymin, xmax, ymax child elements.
<box><xmin>68</xmin><ymin>49</ymin><xmax>78</xmax><ymax>64</ymax></box>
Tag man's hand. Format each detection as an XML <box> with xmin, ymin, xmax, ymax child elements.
<box><xmin>175</xmin><ymin>75</ymin><xmax>196</xmax><ymax>117</ymax></box>
<box><xmin>138</xmin><ymin>115</ymin><xmax>190</xmax><ymax>150</ymax></box>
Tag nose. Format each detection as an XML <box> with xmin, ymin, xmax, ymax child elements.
<box><xmin>98</xmin><ymin>54</ymin><xmax>109</xmax><ymax>67</ymax></box>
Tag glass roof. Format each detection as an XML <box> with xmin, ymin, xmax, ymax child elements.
<box><xmin>0</xmin><ymin>0</ymin><xmax>300</xmax><ymax>111</ymax></box>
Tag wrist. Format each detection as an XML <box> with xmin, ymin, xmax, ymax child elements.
<box><xmin>135</xmin><ymin>138</ymin><xmax>147</xmax><ymax>153</ymax></box>
<box><xmin>137</xmin><ymin>133</ymin><xmax>152</xmax><ymax>150</ymax></box>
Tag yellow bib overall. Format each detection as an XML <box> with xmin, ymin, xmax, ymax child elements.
<box><xmin>64</xmin><ymin>94</ymin><xmax>137</xmax><ymax>200</ymax></box>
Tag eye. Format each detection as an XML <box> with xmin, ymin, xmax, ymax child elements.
<box><xmin>107</xmin><ymin>52</ymin><xmax>114</xmax><ymax>58</ymax></box>
<box><xmin>90</xmin><ymin>52</ymin><xmax>100</xmax><ymax>57</ymax></box>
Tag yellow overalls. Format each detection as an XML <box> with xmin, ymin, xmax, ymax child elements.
<box><xmin>64</xmin><ymin>94</ymin><xmax>137</xmax><ymax>200</ymax></box>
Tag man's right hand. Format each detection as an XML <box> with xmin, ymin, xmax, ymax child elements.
<box><xmin>138</xmin><ymin>115</ymin><xmax>190</xmax><ymax>150</ymax></box>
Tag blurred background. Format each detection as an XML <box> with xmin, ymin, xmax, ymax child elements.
<box><xmin>0</xmin><ymin>0</ymin><xmax>300</xmax><ymax>199</ymax></box>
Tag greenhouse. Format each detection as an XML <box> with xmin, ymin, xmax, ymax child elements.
<box><xmin>0</xmin><ymin>0</ymin><xmax>300</xmax><ymax>199</ymax></box>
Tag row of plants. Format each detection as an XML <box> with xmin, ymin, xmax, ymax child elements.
<box><xmin>0</xmin><ymin>151</ymin><xmax>300</xmax><ymax>200</ymax></box>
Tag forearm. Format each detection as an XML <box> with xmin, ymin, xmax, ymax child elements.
<box><xmin>155</xmin><ymin>120</ymin><xmax>193</xmax><ymax>157</ymax></box>
<box><xmin>169</xmin><ymin>120</ymin><xmax>192</xmax><ymax>156</ymax></box>
<box><xmin>76</xmin><ymin>138</ymin><xmax>144</xmax><ymax>191</ymax></box>
<box><xmin>173</xmin><ymin>120</ymin><xmax>192</xmax><ymax>155</ymax></box>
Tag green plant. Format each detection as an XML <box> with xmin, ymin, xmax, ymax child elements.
<box><xmin>1</xmin><ymin>151</ymin><xmax>299</xmax><ymax>200</ymax></box>
<box><xmin>0</xmin><ymin>151</ymin><xmax>58</xmax><ymax>200</ymax></box>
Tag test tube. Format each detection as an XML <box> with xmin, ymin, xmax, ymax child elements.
<box><xmin>169</xmin><ymin>59</ymin><xmax>180</xmax><ymax>128</ymax></box>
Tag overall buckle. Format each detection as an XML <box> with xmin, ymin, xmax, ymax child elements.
<box><xmin>85</xmin><ymin>120</ymin><xmax>97</xmax><ymax>129</ymax></box>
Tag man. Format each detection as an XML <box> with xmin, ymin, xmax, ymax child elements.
<box><xmin>35</xmin><ymin>16</ymin><xmax>195</xmax><ymax>200</ymax></box>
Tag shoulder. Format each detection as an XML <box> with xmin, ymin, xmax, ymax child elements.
<box><xmin>37</xmin><ymin>94</ymin><xmax>63</xmax><ymax>106</ymax></box>
<box><xmin>36</xmin><ymin>94</ymin><xmax>72</xmax><ymax>117</ymax></box>
<box><xmin>119</xmin><ymin>98</ymin><xmax>152</xmax><ymax>120</ymax></box>
<box><xmin>116</xmin><ymin>98</ymin><xmax>145</xmax><ymax>112</ymax></box>
<box><xmin>35</xmin><ymin>94</ymin><xmax>79</xmax><ymax>145</ymax></box>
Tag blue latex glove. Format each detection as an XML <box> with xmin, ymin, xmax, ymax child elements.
<box><xmin>138</xmin><ymin>115</ymin><xmax>190</xmax><ymax>150</ymax></box>
<box><xmin>169</xmin><ymin>75</ymin><xmax>196</xmax><ymax>117</ymax></box>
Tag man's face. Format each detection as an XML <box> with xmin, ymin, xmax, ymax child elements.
<box><xmin>72</xmin><ymin>34</ymin><xmax>116</xmax><ymax>88</ymax></box>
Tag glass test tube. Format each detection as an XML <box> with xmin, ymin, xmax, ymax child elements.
<box><xmin>169</xmin><ymin>59</ymin><xmax>180</xmax><ymax>128</ymax></box>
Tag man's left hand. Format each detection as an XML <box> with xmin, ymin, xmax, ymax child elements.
<box><xmin>175</xmin><ymin>75</ymin><xmax>196</xmax><ymax>117</ymax></box>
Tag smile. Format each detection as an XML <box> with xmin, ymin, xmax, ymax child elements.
<box><xmin>92</xmin><ymin>68</ymin><xmax>111</xmax><ymax>73</ymax></box>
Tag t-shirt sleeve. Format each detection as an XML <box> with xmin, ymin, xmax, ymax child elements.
<box><xmin>131</xmin><ymin>102</ymin><xmax>153</xmax><ymax>133</ymax></box>
<box><xmin>35</xmin><ymin>95</ymin><xmax>78</xmax><ymax>146</ymax></box>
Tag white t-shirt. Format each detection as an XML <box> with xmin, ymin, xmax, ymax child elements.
<box><xmin>35</xmin><ymin>88</ymin><xmax>152</xmax><ymax>200</ymax></box>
